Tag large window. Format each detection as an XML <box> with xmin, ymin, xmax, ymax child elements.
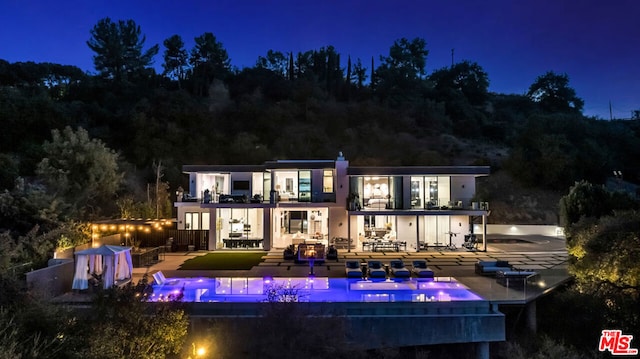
<box><xmin>410</xmin><ymin>177</ymin><xmax>424</xmax><ymax>209</ymax></box>
<box><xmin>363</xmin><ymin>176</ymin><xmax>390</xmax><ymax>209</ymax></box>
<box><xmin>274</xmin><ymin>171</ymin><xmax>298</xmax><ymax>201</ymax></box>
<box><xmin>285</xmin><ymin>210</ymin><xmax>308</xmax><ymax>233</ymax></box>
<box><xmin>323</xmin><ymin>169</ymin><xmax>334</xmax><ymax>192</ymax></box>
<box><xmin>298</xmin><ymin>170</ymin><xmax>311</xmax><ymax>202</ymax></box>
<box><xmin>185</xmin><ymin>212</ymin><xmax>200</xmax><ymax>230</ymax></box>
<box><xmin>407</xmin><ymin>176</ymin><xmax>451</xmax><ymax>209</ymax></box>
<box><xmin>356</xmin><ymin>176</ymin><xmax>401</xmax><ymax>209</ymax></box>
<box><xmin>216</xmin><ymin>208</ymin><xmax>264</xmax><ymax>249</ymax></box>
<box><xmin>202</xmin><ymin>212</ymin><xmax>210</xmax><ymax>230</ymax></box>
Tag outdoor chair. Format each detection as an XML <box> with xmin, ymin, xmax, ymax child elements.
<box><xmin>345</xmin><ymin>260</ymin><xmax>363</xmax><ymax>278</ymax></box>
<box><xmin>389</xmin><ymin>259</ymin><xmax>411</xmax><ymax>278</ymax></box>
<box><xmin>411</xmin><ymin>260</ymin><xmax>435</xmax><ymax>278</ymax></box>
<box><xmin>152</xmin><ymin>271</ymin><xmax>180</xmax><ymax>286</ymax></box>
<box><xmin>367</xmin><ymin>260</ymin><xmax>387</xmax><ymax>278</ymax></box>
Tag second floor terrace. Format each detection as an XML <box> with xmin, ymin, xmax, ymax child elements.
<box><xmin>178</xmin><ymin>158</ymin><xmax>490</xmax><ymax>211</ymax></box>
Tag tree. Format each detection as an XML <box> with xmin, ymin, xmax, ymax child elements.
<box><xmin>352</xmin><ymin>57</ymin><xmax>367</xmax><ymax>88</ymax></box>
<box><xmin>559</xmin><ymin>181</ymin><xmax>611</xmax><ymax>228</ymax></box>
<box><xmin>87</xmin><ymin>18</ymin><xmax>159</xmax><ymax>81</ymax></box>
<box><xmin>79</xmin><ymin>277</ymin><xmax>188</xmax><ymax>359</ymax></box>
<box><xmin>189</xmin><ymin>32</ymin><xmax>231</xmax><ymax>96</ymax></box>
<box><xmin>377</xmin><ymin>37</ymin><xmax>429</xmax><ymax>80</ymax></box>
<box><xmin>256</xmin><ymin>50</ymin><xmax>287</xmax><ymax>78</ymax></box>
<box><xmin>374</xmin><ymin>37</ymin><xmax>429</xmax><ymax>103</ymax></box>
<box><xmin>527</xmin><ymin>71</ymin><xmax>584</xmax><ymax>113</ymax></box>
<box><xmin>566</xmin><ymin>210</ymin><xmax>640</xmax><ymax>333</ymax></box>
<box><xmin>35</xmin><ymin>126</ymin><xmax>123</xmax><ymax>219</ymax></box>
<box><xmin>0</xmin><ymin>178</ymin><xmax>63</xmax><ymax>235</ymax></box>
<box><xmin>162</xmin><ymin>34</ymin><xmax>189</xmax><ymax>88</ymax></box>
<box><xmin>429</xmin><ymin>60</ymin><xmax>490</xmax><ymax>106</ymax></box>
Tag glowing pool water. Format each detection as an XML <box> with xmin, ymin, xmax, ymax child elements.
<box><xmin>149</xmin><ymin>276</ymin><xmax>483</xmax><ymax>303</ymax></box>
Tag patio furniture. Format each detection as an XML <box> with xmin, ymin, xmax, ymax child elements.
<box><xmin>345</xmin><ymin>260</ymin><xmax>363</xmax><ymax>278</ymax></box>
<box><xmin>462</xmin><ymin>234</ymin><xmax>478</xmax><ymax>251</ymax></box>
<box><xmin>369</xmin><ymin>240</ymin><xmax>406</xmax><ymax>252</ymax></box>
<box><xmin>389</xmin><ymin>260</ymin><xmax>411</xmax><ymax>278</ymax></box>
<box><xmin>495</xmin><ymin>270</ymin><xmax>539</xmax><ymax>288</ymax></box>
<box><xmin>72</xmin><ymin>244</ymin><xmax>133</xmax><ymax>291</ymax></box>
<box><xmin>326</xmin><ymin>245</ymin><xmax>338</xmax><ymax>260</ymax></box>
<box><xmin>367</xmin><ymin>260</ymin><xmax>387</xmax><ymax>278</ymax></box>
<box><xmin>330</xmin><ymin>237</ymin><xmax>355</xmax><ymax>250</ymax></box>
<box><xmin>152</xmin><ymin>271</ymin><xmax>180</xmax><ymax>286</ymax></box>
<box><xmin>283</xmin><ymin>245</ymin><xmax>295</xmax><ymax>260</ymax></box>
<box><xmin>475</xmin><ymin>260</ymin><xmax>512</xmax><ymax>275</ymax></box>
<box><xmin>131</xmin><ymin>246</ymin><xmax>162</xmax><ymax>267</ymax></box>
<box><xmin>411</xmin><ymin>260</ymin><xmax>435</xmax><ymax>278</ymax></box>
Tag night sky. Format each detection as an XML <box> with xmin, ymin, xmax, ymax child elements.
<box><xmin>2</xmin><ymin>0</ymin><xmax>638</xmax><ymax>119</ymax></box>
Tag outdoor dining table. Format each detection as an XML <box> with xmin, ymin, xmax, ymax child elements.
<box><xmin>362</xmin><ymin>240</ymin><xmax>407</xmax><ymax>252</ymax></box>
<box><xmin>223</xmin><ymin>238</ymin><xmax>263</xmax><ymax>248</ymax></box>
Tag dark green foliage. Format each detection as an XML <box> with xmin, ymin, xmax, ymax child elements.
<box><xmin>374</xmin><ymin>37</ymin><xmax>430</xmax><ymax>106</ymax></box>
<box><xmin>0</xmin><ymin>26</ymin><xmax>638</xmax><ymax>229</ymax></box>
<box><xmin>162</xmin><ymin>34</ymin><xmax>188</xmax><ymax>88</ymax></box>
<box><xmin>36</xmin><ymin>126</ymin><xmax>123</xmax><ymax>219</ymax></box>
<box><xmin>87</xmin><ymin>18</ymin><xmax>159</xmax><ymax>82</ymax></box>
<box><xmin>527</xmin><ymin>71</ymin><xmax>584</xmax><ymax>113</ymax></box>
<box><xmin>77</xmin><ymin>277</ymin><xmax>188</xmax><ymax>359</ymax></box>
<box><xmin>0</xmin><ymin>267</ymin><xmax>83</xmax><ymax>359</ymax></box>
<box><xmin>189</xmin><ymin>32</ymin><xmax>231</xmax><ymax>96</ymax></box>
<box><xmin>506</xmin><ymin>113</ymin><xmax>619</xmax><ymax>189</ymax></box>
<box><xmin>430</xmin><ymin>60</ymin><xmax>489</xmax><ymax>106</ymax></box>
<box><xmin>559</xmin><ymin>180</ymin><xmax>638</xmax><ymax>229</ymax></box>
<box><xmin>558</xmin><ymin>183</ymin><xmax>640</xmax><ymax>343</ymax></box>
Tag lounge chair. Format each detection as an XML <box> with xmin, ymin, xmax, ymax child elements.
<box><xmin>345</xmin><ymin>260</ymin><xmax>363</xmax><ymax>278</ymax></box>
<box><xmin>411</xmin><ymin>260</ymin><xmax>434</xmax><ymax>278</ymax></box>
<box><xmin>152</xmin><ymin>271</ymin><xmax>180</xmax><ymax>286</ymax></box>
<box><xmin>367</xmin><ymin>260</ymin><xmax>387</xmax><ymax>278</ymax></box>
<box><xmin>389</xmin><ymin>259</ymin><xmax>411</xmax><ymax>278</ymax></box>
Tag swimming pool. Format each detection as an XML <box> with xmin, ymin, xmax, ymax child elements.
<box><xmin>149</xmin><ymin>276</ymin><xmax>483</xmax><ymax>303</ymax></box>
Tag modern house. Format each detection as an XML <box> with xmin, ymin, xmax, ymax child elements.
<box><xmin>175</xmin><ymin>153</ymin><xmax>491</xmax><ymax>252</ymax></box>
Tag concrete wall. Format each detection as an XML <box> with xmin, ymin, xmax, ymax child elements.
<box><xmin>26</xmin><ymin>259</ymin><xmax>74</xmax><ymax>298</ymax></box>
<box><xmin>185</xmin><ymin>301</ymin><xmax>505</xmax><ymax>350</ymax></box>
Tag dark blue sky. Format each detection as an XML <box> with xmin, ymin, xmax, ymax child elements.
<box><xmin>2</xmin><ymin>0</ymin><xmax>638</xmax><ymax>119</ymax></box>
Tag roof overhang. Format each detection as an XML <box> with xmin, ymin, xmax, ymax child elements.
<box><xmin>347</xmin><ymin>166</ymin><xmax>490</xmax><ymax>176</ymax></box>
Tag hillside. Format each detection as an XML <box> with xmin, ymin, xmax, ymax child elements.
<box><xmin>441</xmin><ymin>138</ymin><xmax>563</xmax><ymax>225</ymax></box>
<box><xmin>478</xmin><ymin>170</ymin><xmax>563</xmax><ymax>224</ymax></box>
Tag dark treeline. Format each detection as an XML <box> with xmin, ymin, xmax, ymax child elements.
<box><xmin>1</xmin><ymin>18</ymin><xmax>640</xmax><ymax>194</ymax></box>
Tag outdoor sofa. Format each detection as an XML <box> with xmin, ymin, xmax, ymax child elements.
<box><xmin>474</xmin><ymin>260</ymin><xmax>512</xmax><ymax>275</ymax></box>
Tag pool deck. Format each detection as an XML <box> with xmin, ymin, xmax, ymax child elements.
<box><xmin>128</xmin><ymin>234</ymin><xmax>569</xmax><ymax>305</ymax></box>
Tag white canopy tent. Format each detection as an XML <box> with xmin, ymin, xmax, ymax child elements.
<box><xmin>72</xmin><ymin>245</ymin><xmax>133</xmax><ymax>290</ymax></box>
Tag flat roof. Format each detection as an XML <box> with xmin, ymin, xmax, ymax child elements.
<box><xmin>263</xmin><ymin>160</ymin><xmax>336</xmax><ymax>169</ymax></box>
<box><xmin>183</xmin><ymin>165</ymin><xmax>266</xmax><ymax>173</ymax></box>
<box><xmin>183</xmin><ymin>163</ymin><xmax>490</xmax><ymax>176</ymax></box>
<box><xmin>348</xmin><ymin>166</ymin><xmax>490</xmax><ymax>176</ymax></box>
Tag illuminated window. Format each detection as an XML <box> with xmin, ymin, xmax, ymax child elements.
<box><xmin>185</xmin><ymin>212</ymin><xmax>200</xmax><ymax>230</ymax></box>
<box><xmin>202</xmin><ymin>212</ymin><xmax>210</xmax><ymax>230</ymax></box>
<box><xmin>323</xmin><ymin>169</ymin><xmax>334</xmax><ymax>192</ymax></box>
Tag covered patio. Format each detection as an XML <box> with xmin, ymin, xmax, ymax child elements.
<box><xmin>71</xmin><ymin>244</ymin><xmax>133</xmax><ymax>290</ymax></box>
